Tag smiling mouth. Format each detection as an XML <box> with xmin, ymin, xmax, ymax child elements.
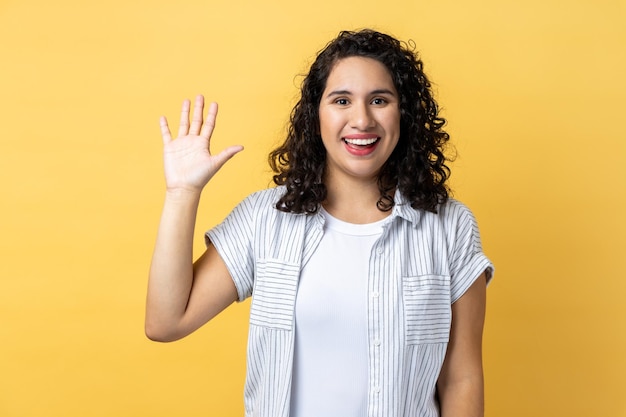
<box><xmin>343</xmin><ymin>137</ymin><xmax>380</xmax><ymax>146</ymax></box>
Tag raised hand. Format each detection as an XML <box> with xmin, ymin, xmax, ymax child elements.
<box><xmin>160</xmin><ymin>95</ymin><xmax>243</xmax><ymax>193</ymax></box>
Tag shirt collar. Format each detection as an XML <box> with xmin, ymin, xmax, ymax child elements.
<box><xmin>391</xmin><ymin>190</ymin><xmax>422</xmax><ymax>228</ymax></box>
<box><xmin>308</xmin><ymin>190</ymin><xmax>422</xmax><ymax>228</ymax></box>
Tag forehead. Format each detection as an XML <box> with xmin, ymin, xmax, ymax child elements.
<box><xmin>325</xmin><ymin>56</ymin><xmax>395</xmax><ymax>89</ymax></box>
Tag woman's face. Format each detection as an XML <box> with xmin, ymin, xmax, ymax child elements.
<box><xmin>318</xmin><ymin>56</ymin><xmax>400</xmax><ymax>185</ymax></box>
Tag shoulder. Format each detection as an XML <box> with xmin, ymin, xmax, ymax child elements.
<box><xmin>233</xmin><ymin>186</ymin><xmax>304</xmax><ymax>226</ymax></box>
<box><xmin>236</xmin><ymin>186</ymin><xmax>286</xmax><ymax>212</ymax></box>
<box><xmin>410</xmin><ymin>197</ymin><xmax>475</xmax><ymax>224</ymax></box>
<box><xmin>208</xmin><ymin>187</ymin><xmax>291</xmax><ymax>243</ymax></box>
<box><xmin>437</xmin><ymin>198</ymin><xmax>476</xmax><ymax>220</ymax></box>
<box><xmin>418</xmin><ymin>198</ymin><xmax>480</xmax><ymax>239</ymax></box>
<box><xmin>242</xmin><ymin>186</ymin><xmax>285</xmax><ymax>203</ymax></box>
<box><xmin>434</xmin><ymin>198</ymin><xmax>485</xmax><ymax>251</ymax></box>
<box><xmin>394</xmin><ymin>191</ymin><xmax>474</xmax><ymax>226</ymax></box>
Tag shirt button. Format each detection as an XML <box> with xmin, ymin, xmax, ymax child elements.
<box><xmin>374</xmin><ymin>387</ymin><xmax>381</xmax><ymax>394</ymax></box>
<box><xmin>374</xmin><ymin>339</ymin><xmax>381</xmax><ymax>346</ymax></box>
<box><xmin>372</xmin><ymin>291</ymin><xmax>379</xmax><ymax>298</ymax></box>
<box><xmin>376</xmin><ymin>247</ymin><xmax>383</xmax><ymax>255</ymax></box>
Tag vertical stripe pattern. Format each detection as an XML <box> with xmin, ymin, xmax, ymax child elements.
<box><xmin>206</xmin><ymin>187</ymin><xmax>494</xmax><ymax>417</ymax></box>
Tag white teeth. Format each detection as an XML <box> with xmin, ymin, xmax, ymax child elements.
<box><xmin>344</xmin><ymin>137</ymin><xmax>379</xmax><ymax>145</ymax></box>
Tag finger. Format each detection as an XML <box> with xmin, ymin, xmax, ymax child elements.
<box><xmin>189</xmin><ymin>95</ymin><xmax>205</xmax><ymax>136</ymax></box>
<box><xmin>160</xmin><ymin>116</ymin><xmax>173</xmax><ymax>144</ymax></box>
<box><xmin>200</xmin><ymin>101</ymin><xmax>218</xmax><ymax>139</ymax></box>
<box><xmin>177</xmin><ymin>99</ymin><xmax>191</xmax><ymax>138</ymax></box>
<box><xmin>212</xmin><ymin>145</ymin><xmax>244</xmax><ymax>170</ymax></box>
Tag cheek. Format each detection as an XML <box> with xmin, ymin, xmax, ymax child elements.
<box><xmin>318</xmin><ymin>109</ymin><xmax>339</xmax><ymax>136</ymax></box>
<box><xmin>391</xmin><ymin>109</ymin><xmax>401</xmax><ymax>129</ymax></box>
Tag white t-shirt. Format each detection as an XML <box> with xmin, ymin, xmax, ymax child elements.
<box><xmin>289</xmin><ymin>208</ymin><xmax>388</xmax><ymax>417</ymax></box>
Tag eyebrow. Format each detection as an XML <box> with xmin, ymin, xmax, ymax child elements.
<box><xmin>325</xmin><ymin>88</ymin><xmax>397</xmax><ymax>98</ymax></box>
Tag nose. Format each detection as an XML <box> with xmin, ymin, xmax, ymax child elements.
<box><xmin>350</xmin><ymin>102</ymin><xmax>375</xmax><ymax>130</ymax></box>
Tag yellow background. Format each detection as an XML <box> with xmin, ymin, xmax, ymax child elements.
<box><xmin>1</xmin><ymin>0</ymin><xmax>625</xmax><ymax>416</ymax></box>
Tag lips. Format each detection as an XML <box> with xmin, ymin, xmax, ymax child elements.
<box><xmin>343</xmin><ymin>134</ymin><xmax>380</xmax><ymax>146</ymax></box>
<box><xmin>342</xmin><ymin>134</ymin><xmax>381</xmax><ymax>155</ymax></box>
<box><xmin>343</xmin><ymin>137</ymin><xmax>379</xmax><ymax>146</ymax></box>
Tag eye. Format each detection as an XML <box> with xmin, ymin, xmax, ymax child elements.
<box><xmin>372</xmin><ymin>97</ymin><xmax>387</xmax><ymax>105</ymax></box>
<box><xmin>334</xmin><ymin>98</ymin><xmax>349</xmax><ymax>105</ymax></box>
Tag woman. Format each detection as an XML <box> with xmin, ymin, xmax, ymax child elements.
<box><xmin>146</xmin><ymin>29</ymin><xmax>493</xmax><ymax>417</ymax></box>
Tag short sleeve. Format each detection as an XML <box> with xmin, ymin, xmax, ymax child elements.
<box><xmin>442</xmin><ymin>201</ymin><xmax>494</xmax><ymax>303</ymax></box>
<box><xmin>205</xmin><ymin>195</ymin><xmax>256</xmax><ymax>302</ymax></box>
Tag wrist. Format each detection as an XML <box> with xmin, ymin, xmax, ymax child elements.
<box><xmin>164</xmin><ymin>187</ymin><xmax>203</xmax><ymax>202</ymax></box>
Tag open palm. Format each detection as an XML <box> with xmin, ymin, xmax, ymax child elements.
<box><xmin>160</xmin><ymin>95</ymin><xmax>243</xmax><ymax>192</ymax></box>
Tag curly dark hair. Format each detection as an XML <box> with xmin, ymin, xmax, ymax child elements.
<box><xmin>269</xmin><ymin>29</ymin><xmax>452</xmax><ymax>214</ymax></box>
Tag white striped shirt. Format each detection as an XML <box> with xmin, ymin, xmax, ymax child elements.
<box><xmin>206</xmin><ymin>186</ymin><xmax>494</xmax><ymax>417</ymax></box>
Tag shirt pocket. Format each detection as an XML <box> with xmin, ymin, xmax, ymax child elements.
<box><xmin>402</xmin><ymin>274</ymin><xmax>451</xmax><ymax>345</ymax></box>
<box><xmin>250</xmin><ymin>258</ymin><xmax>300</xmax><ymax>331</ymax></box>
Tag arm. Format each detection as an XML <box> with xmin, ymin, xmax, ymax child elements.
<box><xmin>145</xmin><ymin>95</ymin><xmax>243</xmax><ymax>342</ymax></box>
<box><xmin>437</xmin><ymin>272</ymin><xmax>487</xmax><ymax>417</ymax></box>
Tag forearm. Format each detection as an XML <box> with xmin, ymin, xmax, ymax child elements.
<box><xmin>438</xmin><ymin>374</ymin><xmax>484</xmax><ymax>417</ymax></box>
<box><xmin>146</xmin><ymin>189</ymin><xmax>202</xmax><ymax>341</ymax></box>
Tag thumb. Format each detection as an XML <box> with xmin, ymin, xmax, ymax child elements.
<box><xmin>212</xmin><ymin>145</ymin><xmax>244</xmax><ymax>170</ymax></box>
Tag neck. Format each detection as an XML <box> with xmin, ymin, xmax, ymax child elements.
<box><xmin>322</xmin><ymin>176</ymin><xmax>393</xmax><ymax>224</ymax></box>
